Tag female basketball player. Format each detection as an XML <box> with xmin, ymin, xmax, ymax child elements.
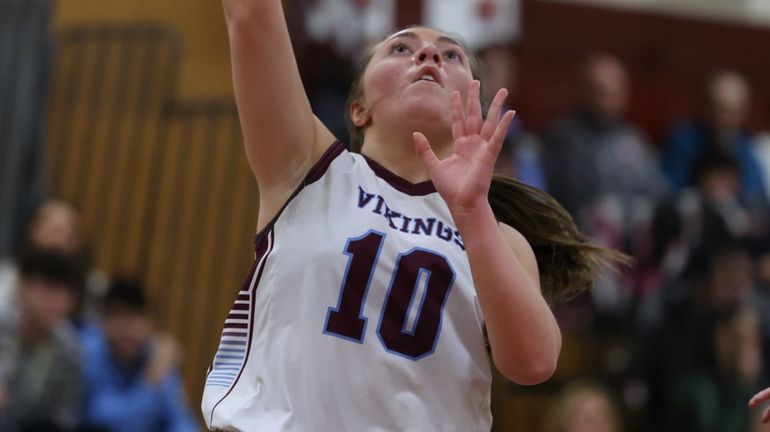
<box><xmin>750</xmin><ymin>387</ymin><xmax>770</xmax><ymax>424</ymax></box>
<box><xmin>202</xmin><ymin>1</ymin><xmax>616</xmax><ymax>429</ymax></box>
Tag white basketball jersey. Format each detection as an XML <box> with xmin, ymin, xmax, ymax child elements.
<box><xmin>202</xmin><ymin>142</ymin><xmax>493</xmax><ymax>431</ymax></box>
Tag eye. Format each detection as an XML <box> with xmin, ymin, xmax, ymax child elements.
<box><xmin>391</xmin><ymin>42</ymin><xmax>411</xmax><ymax>54</ymax></box>
<box><xmin>443</xmin><ymin>49</ymin><xmax>463</xmax><ymax>62</ymax></box>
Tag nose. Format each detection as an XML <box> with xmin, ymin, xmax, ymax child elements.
<box><xmin>415</xmin><ymin>44</ymin><xmax>442</xmax><ymax>66</ymax></box>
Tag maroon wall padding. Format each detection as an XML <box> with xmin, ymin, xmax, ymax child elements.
<box><xmin>516</xmin><ymin>0</ymin><xmax>770</xmax><ymax>142</ymax></box>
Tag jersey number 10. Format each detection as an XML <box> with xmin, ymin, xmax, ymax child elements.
<box><xmin>323</xmin><ymin>230</ymin><xmax>455</xmax><ymax>360</ymax></box>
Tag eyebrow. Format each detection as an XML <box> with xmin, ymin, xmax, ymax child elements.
<box><xmin>385</xmin><ymin>31</ymin><xmax>462</xmax><ymax>48</ymax></box>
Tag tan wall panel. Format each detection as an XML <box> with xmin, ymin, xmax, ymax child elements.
<box><xmin>46</xmin><ymin>23</ymin><xmax>260</xmax><ymax>421</ymax></box>
<box><xmin>55</xmin><ymin>0</ymin><xmax>233</xmax><ymax>98</ymax></box>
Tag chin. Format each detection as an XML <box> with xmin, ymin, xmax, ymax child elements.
<box><xmin>400</xmin><ymin>95</ymin><xmax>450</xmax><ymax>128</ymax></box>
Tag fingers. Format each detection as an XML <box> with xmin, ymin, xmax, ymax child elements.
<box><xmin>413</xmin><ymin>132</ymin><xmax>440</xmax><ymax>171</ymax></box>
<box><xmin>466</xmin><ymin>80</ymin><xmax>483</xmax><ymax>135</ymax></box>
<box><xmin>481</xmin><ymin>88</ymin><xmax>508</xmax><ymax>140</ymax></box>
<box><xmin>451</xmin><ymin>91</ymin><xmax>466</xmax><ymax>140</ymax></box>
<box><xmin>488</xmin><ymin>110</ymin><xmax>516</xmax><ymax>158</ymax></box>
<box><xmin>750</xmin><ymin>388</ymin><xmax>770</xmax><ymax>408</ymax></box>
<box><xmin>750</xmin><ymin>387</ymin><xmax>770</xmax><ymax>424</ymax></box>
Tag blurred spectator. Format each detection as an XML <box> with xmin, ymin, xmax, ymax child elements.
<box><xmin>80</xmin><ymin>278</ymin><xmax>197</xmax><ymax>432</ymax></box>
<box><xmin>543</xmin><ymin>54</ymin><xmax>666</xmax><ymax>317</ymax></box>
<box><xmin>544</xmin><ymin>379</ymin><xmax>625</xmax><ymax>432</ymax></box>
<box><xmin>695</xmin><ymin>242</ymin><xmax>755</xmax><ymax>317</ymax></box>
<box><xmin>754</xmin><ymin>111</ymin><xmax>770</xmax><ymax>201</ymax></box>
<box><xmin>631</xmin><ymin>239</ymin><xmax>763</xmax><ymax>432</ymax></box>
<box><xmin>20</xmin><ymin>199</ymin><xmax>84</xmax><ymax>254</ymax></box>
<box><xmin>0</xmin><ymin>249</ymin><xmax>85</xmax><ymax>432</ymax></box>
<box><xmin>668</xmin><ymin>308</ymin><xmax>764</xmax><ymax>432</ymax></box>
<box><xmin>692</xmin><ymin>151</ymin><xmax>768</xmax><ymax>238</ymax></box>
<box><xmin>424</xmin><ymin>0</ymin><xmax>521</xmax><ymax>51</ymax></box>
<box><xmin>748</xmin><ymin>235</ymin><xmax>770</xmax><ymax>385</ymax></box>
<box><xmin>636</xmin><ymin>151</ymin><xmax>766</xmax><ymax>329</ymax></box>
<box><xmin>634</xmin><ymin>168</ymin><xmax>736</xmax><ymax>330</ymax></box>
<box><xmin>480</xmin><ymin>43</ymin><xmax>546</xmax><ymax>190</ymax></box>
<box><xmin>0</xmin><ymin>200</ymin><xmax>86</xmax><ymax>322</ymax></box>
<box><xmin>0</xmin><ymin>0</ymin><xmax>54</xmax><ymax>260</ymax></box>
<box><xmin>662</xmin><ymin>70</ymin><xmax>767</xmax><ymax>207</ymax></box>
<box><xmin>543</xmin><ymin>54</ymin><xmax>666</xmax><ymax>218</ymax></box>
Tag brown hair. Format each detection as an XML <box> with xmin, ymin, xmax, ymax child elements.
<box><xmin>345</xmin><ymin>27</ymin><xmax>627</xmax><ymax>304</ymax></box>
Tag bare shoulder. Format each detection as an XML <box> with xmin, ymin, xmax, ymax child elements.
<box><xmin>498</xmin><ymin>223</ymin><xmax>540</xmax><ymax>287</ymax></box>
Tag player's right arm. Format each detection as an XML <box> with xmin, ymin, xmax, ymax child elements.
<box><xmin>223</xmin><ymin>0</ymin><xmax>335</xmax><ymax>230</ymax></box>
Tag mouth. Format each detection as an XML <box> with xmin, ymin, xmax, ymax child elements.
<box><xmin>413</xmin><ymin>67</ymin><xmax>442</xmax><ymax>87</ymax></box>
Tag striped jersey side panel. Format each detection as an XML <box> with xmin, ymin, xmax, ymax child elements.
<box><xmin>205</xmin><ymin>230</ymin><xmax>273</xmax><ymax>389</ymax></box>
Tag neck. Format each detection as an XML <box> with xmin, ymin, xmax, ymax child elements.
<box><xmin>360</xmin><ymin>125</ymin><xmax>452</xmax><ymax>183</ymax></box>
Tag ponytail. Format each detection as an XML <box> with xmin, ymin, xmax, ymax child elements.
<box><xmin>488</xmin><ymin>176</ymin><xmax>629</xmax><ymax>304</ymax></box>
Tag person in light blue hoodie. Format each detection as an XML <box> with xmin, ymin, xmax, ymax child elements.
<box><xmin>80</xmin><ymin>278</ymin><xmax>197</xmax><ymax>432</ymax></box>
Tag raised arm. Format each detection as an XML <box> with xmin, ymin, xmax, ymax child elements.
<box><xmin>224</xmin><ymin>0</ymin><xmax>335</xmax><ymax>225</ymax></box>
<box><xmin>414</xmin><ymin>83</ymin><xmax>560</xmax><ymax>384</ymax></box>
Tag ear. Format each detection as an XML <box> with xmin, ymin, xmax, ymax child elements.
<box><xmin>350</xmin><ymin>100</ymin><xmax>370</xmax><ymax>127</ymax></box>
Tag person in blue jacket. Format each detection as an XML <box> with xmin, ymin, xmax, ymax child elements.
<box><xmin>80</xmin><ymin>278</ymin><xmax>197</xmax><ymax>432</ymax></box>
<box><xmin>662</xmin><ymin>70</ymin><xmax>767</xmax><ymax>207</ymax></box>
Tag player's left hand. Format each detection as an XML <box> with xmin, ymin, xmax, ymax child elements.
<box><xmin>413</xmin><ymin>80</ymin><xmax>514</xmax><ymax>217</ymax></box>
<box><xmin>750</xmin><ymin>387</ymin><xmax>770</xmax><ymax>424</ymax></box>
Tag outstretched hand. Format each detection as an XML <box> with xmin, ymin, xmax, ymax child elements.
<box><xmin>750</xmin><ymin>387</ymin><xmax>770</xmax><ymax>424</ymax></box>
<box><xmin>413</xmin><ymin>80</ymin><xmax>515</xmax><ymax>216</ymax></box>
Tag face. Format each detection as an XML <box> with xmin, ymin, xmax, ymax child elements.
<box><xmin>583</xmin><ymin>56</ymin><xmax>628</xmax><ymax>121</ymax></box>
<box><xmin>103</xmin><ymin>308</ymin><xmax>152</xmax><ymax>365</ymax></box>
<box><xmin>29</xmin><ymin>201</ymin><xmax>82</xmax><ymax>253</ymax></box>
<box><xmin>19</xmin><ymin>278</ymin><xmax>76</xmax><ymax>334</ymax></box>
<box><xmin>698</xmin><ymin>168</ymin><xmax>739</xmax><ymax>203</ymax></box>
<box><xmin>354</xmin><ymin>28</ymin><xmax>474</xmax><ymax>138</ymax></box>
<box><xmin>707</xmin><ymin>74</ymin><xmax>749</xmax><ymax>133</ymax></box>
<box><xmin>565</xmin><ymin>392</ymin><xmax>617</xmax><ymax>432</ymax></box>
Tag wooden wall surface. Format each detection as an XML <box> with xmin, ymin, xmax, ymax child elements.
<box><xmin>55</xmin><ymin>0</ymin><xmax>233</xmax><ymax>98</ymax></box>
<box><xmin>46</xmin><ymin>23</ymin><xmax>256</xmax><ymax>425</ymax></box>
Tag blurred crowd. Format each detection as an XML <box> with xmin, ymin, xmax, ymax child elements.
<box><xmin>487</xmin><ymin>30</ymin><xmax>770</xmax><ymax>432</ymax></box>
<box><xmin>1</xmin><ymin>0</ymin><xmax>202</xmax><ymax>426</ymax></box>
<box><xmin>1</xmin><ymin>0</ymin><xmax>770</xmax><ymax>431</ymax></box>
<box><xmin>0</xmin><ymin>201</ymin><xmax>199</xmax><ymax>432</ymax></box>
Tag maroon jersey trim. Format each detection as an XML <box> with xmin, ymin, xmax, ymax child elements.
<box><xmin>207</xmin><ymin>229</ymin><xmax>275</xmax><ymax>425</ymax></box>
<box><xmin>361</xmin><ymin>154</ymin><xmax>437</xmax><ymax>196</ymax></box>
<box><xmin>253</xmin><ymin>140</ymin><xmax>345</xmax><ymax>249</ymax></box>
